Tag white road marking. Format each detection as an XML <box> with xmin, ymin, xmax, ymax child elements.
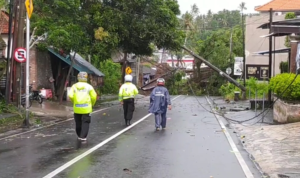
<box><xmin>43</xmin><ymin>95</ymin><xmax>181</xmax><ymax>178</ymax></box>
<box><xmin>0</xmin><ymin>107</ymin><xmax>112</xmax><ymax>141</ymax></box>
<box><xmin>205</xmin><ymin>96</ymin><xmax>254</xmax><ymax>178</ymax></box>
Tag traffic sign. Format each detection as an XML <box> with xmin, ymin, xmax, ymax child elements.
<box><xmin>14</xmin><ymin>48</ymin><xmax>27</xmax><ymax>63</ymax></box>
<box><xmin>226</xmin><ymin>67</ymin><xmax>232</xmax><ymax>75</ymax></box>
<box><xmin>125</xmin><ymin>67</ymin><xmax>132</xmax><ymax>74</ymax></box>
<box><xmin>25</xmin><ymin>0</ymin><xmax>33</xmax><ymax>19</ymax></box>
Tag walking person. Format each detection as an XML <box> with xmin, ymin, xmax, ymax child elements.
<box><xmin>68</xmin><ymin>72</ymin><xmax>97</xmax><ymax>142</ymax></box>
<box><xmin>119</xmin><ymin>74</ymin><xmax>139</xmax><ymax>126</ymax></box>
<box><xmin>149</xmin><ymin>78</ymin><xmax>172</xmax><ymax>131</ymax></box>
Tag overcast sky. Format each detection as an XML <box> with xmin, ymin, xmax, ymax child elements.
<box><xmin>177</xmin><ymin>0</ymin><xmax>272</xmax><ymax>15</ymax></box>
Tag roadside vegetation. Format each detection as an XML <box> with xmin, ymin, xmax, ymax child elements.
<box><xmin>219</xmin><ymin>77</ymin><xmax>269</xmax><ymax>100</ymax></box>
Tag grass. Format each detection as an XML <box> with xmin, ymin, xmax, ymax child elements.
<box><xmin>0</xmin><ymin>113</ymin><xmax>42</xmax><ymax>134</ymax></box>
<box><xmin>0</xmin><ymin>116</ymin><xmax>24</xmax><ymax>133</ymax></box>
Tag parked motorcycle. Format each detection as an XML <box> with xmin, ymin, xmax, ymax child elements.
<box><xmin>21</xmin><ymin>85</ymin><xmax>45</xmax><ymax>108</ymax></box>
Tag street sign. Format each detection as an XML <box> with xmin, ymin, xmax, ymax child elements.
<box><xmin>234</xmin><ymin>57</ymin><xmax>243</xmax><ymax>76</ymax></box>
<box><xmin>126</xmin><ymin>67</ymin><xmax>132</xmax><ymax>74</ymax></box>
<box><xmin>14</xmin><ymin>48</ymin><xmax>27</xmax><ymax>63</ymax></box>
<box><xmin>226</xmin><ymin>67</ymin><xmax>232</xmax><ymax>75</ymax></box>
<box><xmin>25</xmin><ymin>0</ymin><xmax>33</xmax><ymax>19</ymax></box>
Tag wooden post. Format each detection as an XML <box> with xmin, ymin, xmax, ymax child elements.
<box><xmin>59</xmin><ymin>53</ymin><xmax>76</xmax><ymax>104</ymax></box>
<box><xmin>268</xmin><ymin>8</ymin><xmax>273</xmax><ymax>104</ymax></box>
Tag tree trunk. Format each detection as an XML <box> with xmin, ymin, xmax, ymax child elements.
<box><xmin>59</xmin><ymin>52</ymin><xmax>76</xmax><ymax>104</ymax></box>
<box><xmin>171</xmin><ymin>54</ymin><xmax>174</xmax><ymax>68</ymax></box>
<box><xmin>121</xmin><ymin>52</ymin><xmax>127</xmax><ymax>83</ymax></box>
<box><xmin>196</xmin><ymin>61</ymin><xmax>201</xmax><ymax>80</ymax></box>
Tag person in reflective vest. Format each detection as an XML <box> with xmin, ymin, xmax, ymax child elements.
<box><xmin>148</xmin><ymin>78</ymin><xmax>172</xmax><ymax>131</ymax></box>
<box><xmin>68</xmin><ymin>72</ymin><xmax>97</xmax><ymax>141</ymax></box>
<box><xmin>119</xmin><ymin>74</ymin><xmax>138</xmax><ymax>126</ymax></box>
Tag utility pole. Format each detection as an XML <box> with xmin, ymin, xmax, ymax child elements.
<box><xmin>242</xmin><ymin>13</ymin><xmax>246</xmax><ymax>87</ymax></box>
<box><xmin>16</xmin><ymin>0</ymin><xmax>26</xmax><ymax>108</ymax></box>
<box><xmin>268</xmin><ymin>8</ymin><xmax>273</xmax><ymax>104</ymax></box>
<box><xmin>11</xmin><ymin>0</ymin><xmax>20</xmax><ymax>104</ymax></box>
<box><xmin>5</xmin><ymin>0</ymin><xmax>14</xmax><ymax>103</ymax></box>
<box><xmin>182</xmin><ymin>46</ymin><xmax>247</xmax><ymax>92</ymax></box>
<box><xmin>229</xmin><ymin>27</ymin><xmax>233</xmax><ymax>62</ymax></box>
<box><xmin>24</xmin><ymin>0</ymin><xmax>33</xmax><ymax>127</ymax></box>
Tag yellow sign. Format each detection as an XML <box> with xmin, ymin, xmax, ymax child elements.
<box><xmin>25</xmin><ymin>0</ymin><xmax>33</xmax><ymax>19</ymax></box>
<box><xmin>125</xmin><ymin>67</ymin><xmax>132</xmax><ymax>74</ymax></box>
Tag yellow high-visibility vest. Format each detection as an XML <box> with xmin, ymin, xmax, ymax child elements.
<box><xmin>68</xmin><ymin>82</ymin><xmax>97</xmax><ymax>114</ymax></box>
<box><xmin>119</xmin><ymin>82</ymin><xmax>138</xmax><ymax>101</ymax></box>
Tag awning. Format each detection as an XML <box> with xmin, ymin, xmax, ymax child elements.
<box><xmin>252</xmin><ymin>48</ymin><xmax>291</xmax><ymax>55</ymax></box>
<box><xmin>260</xmin><ymin>32</ymin><xmax>291</xmax><ymax>37</ymax></box>
<box><xmin>48</xmin><ymin>48</ymin><xmax>105</xmax><ymax>77</ymax></box>
<box><xmin>258</xmin><ymin>18</ymin><xmax>300</xmax><ymax>29</ymax></box>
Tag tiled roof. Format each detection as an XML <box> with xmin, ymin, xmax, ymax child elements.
<box><xmin>255</xmin><ymin>0</ymin><xmax>300</xmax><ymax>12</ymax></box>
<box><xmin>0</xmin><ymin>10</ymin><xmax>12</xmax><ymax>34</ymax></box>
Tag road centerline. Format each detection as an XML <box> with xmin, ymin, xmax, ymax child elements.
<box><xmin>43</xmin><ymin>95</ymin><xmax>182</xmax><ymax>178</ymax></box>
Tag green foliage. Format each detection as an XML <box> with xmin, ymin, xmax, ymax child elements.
<box><xmin>280</xmin><ymin>61</ymin><xmax>288</xmax><ymax>73</ymax></box>
<box><xmin>284</xmin><ymin>12</ymin><xmax>296</xmax><ymax>47</ymax></box>
<box><xmin>269</xmin><ymin>73</ymin><xmax>300</xmax><ymax>101</ymax></box>
<box><xmin>165</xmin><ymin>71</ymin><xmax>202</xmax><ymax>95</ymax></box>
<box><xmin>196</xmin><ymin>25</ymin><xmax>243</xmax><ymax>93</ymax></box>
<box><xmin>98</xmin><ymin>60</ymin><xmax>122</xmax><ymax>94</ymax></box>
<box><xmin>219</xmin><ymin>78</ymin><xmax>269</xmax><ymax>100</ymax></box>
<box><xmin>285</xmin><ymin>12</ymin><xmax>296</xmax><ymax>19</ymax></box>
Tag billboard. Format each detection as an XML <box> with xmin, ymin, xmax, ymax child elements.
<box><xmin>246</xmin><ymin>65</ymin><xmax>269</xmax><ymax>80</ymax></box>
<box><xmin>234</xmin><ymin>57</ymin><xmax>243</xmax><ymax>76</ymax></box>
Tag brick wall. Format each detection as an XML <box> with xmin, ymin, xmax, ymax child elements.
<box><xmin>290</xmin><ymin>41</ymin><xmax>298</xmax><ymax>73</ymax></box>
<box><xmin>29</xmin><ymin>47</ymin><xmax>53</xmax><ymax>90</ymax></box>
<box><xmin>289</xmin><ymin>36</ymin><xmax>300</xmax><ymax>74</ymax></box>
<box><xmin>29</xmin><ymin>48</ymin><xmax>37</xmax><ymax>89</ymax></box>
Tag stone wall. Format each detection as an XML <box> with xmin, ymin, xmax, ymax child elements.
<box><xmin>273</xmin><ymin>97</ymin><xmax>300</xmax><ymax>123</ymax></box>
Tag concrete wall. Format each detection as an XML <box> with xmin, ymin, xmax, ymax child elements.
<box><xmin>273</xmin><ymin>97</ymin><xmax>300</xmax><ymax>123</ymax></box>
<box><xmin>246</xmin><ymin>14</ymin><xmax>288</xmax><ymax>77</ymax></box>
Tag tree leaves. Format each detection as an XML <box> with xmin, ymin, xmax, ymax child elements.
<box><xmin>32</xmin><ymin>0</ymin><xmax>184</xmax><ymax>62</ymax></box>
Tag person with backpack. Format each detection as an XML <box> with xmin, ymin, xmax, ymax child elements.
<box><xmin>68</xmin><ymin>71</ymin><xmax>97</xmax><ymax>142</ymax></box>
<box><xmin>148</xmin><ymin>78</ymin><xmax>172</xmax><ymax>131</ymax></box>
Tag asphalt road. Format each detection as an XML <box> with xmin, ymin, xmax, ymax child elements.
<box><xmin>0</xmin><ymin>96</ymin><xmax>261</xmax><ymax>178</ymax></box>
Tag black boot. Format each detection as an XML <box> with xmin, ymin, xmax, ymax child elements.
<box><xmin>125</xmin><ymin>120</ymin><xmax>128</xmax><ymax>126</ymax></box>
<box><xmin>128</xmin><ymin>120</ymin><xmax>131</xmax><ymax>126</ymax></box>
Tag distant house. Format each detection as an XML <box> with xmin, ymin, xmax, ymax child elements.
<box><xmin>142</xmin><ymin>66</ymin><xmax>156</xmax><ymax>85</ymax></box>
<box><xmin>0</xmin><ymin>10</ymin><xmax>12</xmax><ymax>58</ymax></box>
<box><xmin>245</xmin><ymin>0</ymin><xmax>300</xmax><ymax>79</ymax></box>
<box><xmin>26</xmin><ymin>47</ymin><xmax>104</xmax><ymax>100</ymax></box>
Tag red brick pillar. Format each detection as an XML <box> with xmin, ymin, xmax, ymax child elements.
<box><xmin>289</xmin><ymin>36</ymin><xmax>300</xmax><ymax>74</ymax></box>
<box><xmin>29</xmin><ymin>48</ymin><xmax>37</xmax><ymax>90</ymax></box>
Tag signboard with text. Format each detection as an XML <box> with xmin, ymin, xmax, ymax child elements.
<box><xmin>234</xmin><ymin>57</ymin><xmax>243</xmax><ymax>76</ymax></box>
<box><xmin>246</xmin><ymin>64</ymin><xmax>269</xmax><ymax>80</ymax></box>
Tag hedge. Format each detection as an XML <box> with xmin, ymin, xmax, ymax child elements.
<box><xmin>269</xmin><ymin>73</ymin><xmax>300</xmax><ymax>101</ymax></box>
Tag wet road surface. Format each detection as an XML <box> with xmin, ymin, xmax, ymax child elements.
<box><xmin>0</xmin><ymin>96</ymin><xmax>260</xmax><ymax>178</ymax></box>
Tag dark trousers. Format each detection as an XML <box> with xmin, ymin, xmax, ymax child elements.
<box><xmin>74</xmin><ymin>113</ymin><xmax>91</xmax><ymax>138</ymax></box>
<box><xmin>123</xmin><ymin>98</ymin><xmax>135</xmax><ymax>122</ymax></box>
<box><xmin>155</xmin><ymin>112</ymin><xmax>167</xmax><ymax>128</ymax></box>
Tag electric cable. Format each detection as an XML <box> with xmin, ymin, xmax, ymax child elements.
<box><xmin>186</xmin><ymin>73</ymin><xmax>299</xmax><ymax>124</ymax></box>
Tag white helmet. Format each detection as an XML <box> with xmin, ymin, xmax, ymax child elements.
<box><xmin>157</xmin><ymin>78</ymin><xmax>165</xmax><ymax>86</ymax></box>
<box><xmin>77</xmin><ymin>71</ymin><xmax>88</xmax><ymax>82</ymax></box>
<box><xmin>124</xmin><ymin>75</ymin><xmax>133</xmax><ymax>82</ymax></box>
